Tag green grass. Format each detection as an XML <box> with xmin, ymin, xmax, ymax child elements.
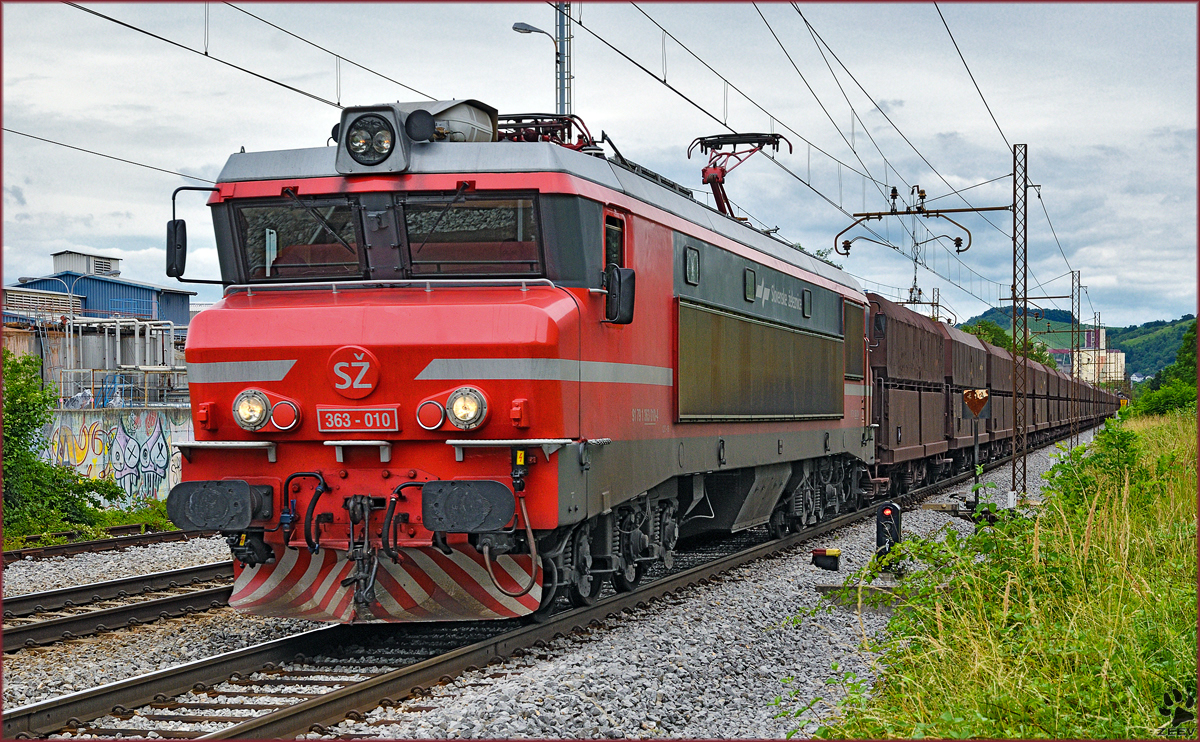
<box><xmin>2</xmin><ymin>497</ymin><xmax>175</xmax><ymax>552</ymax></box>
<box><xmin>784</xmin><ymin>411</ymin><xmax>1197</xmax><ymax>738</ymax></box>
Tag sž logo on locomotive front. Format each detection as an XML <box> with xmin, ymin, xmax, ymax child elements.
<box><xmin>326</xmin><ymin>345</ymin><xmax>380</xmax><ymax>399</ymax></box>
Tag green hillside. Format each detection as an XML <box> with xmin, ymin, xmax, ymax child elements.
<box><xmin>1108</xmin><ymin>318</ymin><xmax>1195</xmax><ymax>377</ymax></box>
<box><xmin>961</xmin><ymin>308</ymin><xmax>1196</xmax><ymax>378</ymax></box>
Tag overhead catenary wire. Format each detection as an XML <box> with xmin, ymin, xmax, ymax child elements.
<box><xmin>926</xmin><ymin>172</ymin><xmax>1012</xmax><ymax>203</ymax></box>
<box><xmin>569</xmin><ymin>3</ymin><xmax>1007</xmax><ymax>307</ymax></box>
<box><xmin>65</xmin><ymin>2</ymin><xmax>343</xmax><ymax>109</ymax></box>
<box><xmin>930</xmin><ymin>2</ymin><xmax>1080</xmax><ymax>300</ymax></box>
<box><xmin>792</xmin><ymin>6</ymin><xmax>1010</xmax><ymax>244</ymax></box>
<box><xmin>785</xmin><ymin>6</ymin><xmax>1010</xmax><ymax>301</ymax></box>
<box><xmin>222</xmin><ymin>3</ymin><xmax>437</xmax><ymax>101</ymax></box>
<box><xmin>1035</xmin><ymin>188</ymin><xmax>1073</xmax><ymax>272</ymax></box>
<box><xmin>752</xmin><ymin>3</ymin><xmax>898</xmax><ymax>211</ymax></box>
<box><xmin>754</xmin><ymin>3</ymin><xmax>1000</xmax><ymax>308</ymax></box>
<box><xmin>934</xmin><ymin>2</ymin><xmax>1010</xmax><ymax>152</ymax></box>
<box><xmin>3</xmin><ymin>127</ymin><xmax>216</xmax><ymax>184</ymax></box>
<box><xmin>559</xmin><ymin>3</ymin><xmax>886</xmax><ymax>229</ymax></box>
<box><xmin>628</xmin><ymin>3</ymin><xmax>875</xmax><ymax>183</ymax></box>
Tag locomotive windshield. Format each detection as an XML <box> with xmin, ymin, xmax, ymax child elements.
<box><xmin>228</xmin><ymin>193</ymin><xmax>543</xmax><ymax>282</ymax></box>
<box><xmin>235</xmin><ymin>199</ymin><xmax>363</xmax><ymax>280</ymax></box>
<box><xmin>403</xmin><ymin>197</ymin><xmax>540</xmax><ymax>276</ymax></box>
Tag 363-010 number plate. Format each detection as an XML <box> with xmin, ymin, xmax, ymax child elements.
<box><xmin>317</xmin><ymin>405</ymin><xmax>401</xmax><ymax>432</ymax></box>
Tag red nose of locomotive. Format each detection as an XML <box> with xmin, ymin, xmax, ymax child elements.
<box><xmin>167</xmin><ymin>283</ymin><xmax>579</xmax><ymax>621</ymax></box>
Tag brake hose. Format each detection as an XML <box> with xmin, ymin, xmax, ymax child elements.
<box><xmin>381</xmin><ymin>482</ymin><xmax>424</xmax><ymax>561</ymax></box>
<box><xmin>481</xmin><ymin>495</ymin><xmax>541</xmax><ymax>599</ymax></box>
<box><xmin>303</xmin><ymin>476</ymin><xmax>330</xmax><ymax>554</ymax></box>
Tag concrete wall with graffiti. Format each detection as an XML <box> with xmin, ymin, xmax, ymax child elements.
<box><xmin>42</xmin><ymin>407</ymin><xmax>194</xmax><ymax>502</ymax></box>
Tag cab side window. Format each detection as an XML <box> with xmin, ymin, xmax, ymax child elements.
<box><xmin>605</xmin><ymin>214</ymin><xmax>625</xmax><ymax>268</ymax></box>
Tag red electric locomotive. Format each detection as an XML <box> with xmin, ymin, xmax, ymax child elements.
<box><xmin>164</xmin><ymin>99</ymin><xmax>1118</xmax><ymax>624</ymax></box>
<box><xmin>164</xmin><ymin>100</ymin><xmax>875</xmax><ymax>623</ymax></box>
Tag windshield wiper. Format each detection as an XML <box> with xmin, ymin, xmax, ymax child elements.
<box><xmin>281</xmin><ymin>188</ymin><xmax>356</xmax><ymax>255</ymax></box>
<box><xmin>412</xmin><ymin>181</ymin><xmax>470</xmax><ymax>255</ymax></box>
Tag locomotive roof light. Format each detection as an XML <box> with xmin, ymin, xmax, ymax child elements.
<box><xmin>233</xmin><ymin>390</ymin><xmax>271</xmax><ymax>431</ymax></box>
<box><xmin>447</xmin><ymin>387</ymin><xmax>488</xmax><ymax>430</ymax></box>
<box><xmin>334</xmin><ymin>101</ymin><xmax>498</xmax><ymax>175</ymax></box>
<box><xmin>345</xmin><ymin>114</ymin><xmax>395</xmax><ymax>166</ymax></box>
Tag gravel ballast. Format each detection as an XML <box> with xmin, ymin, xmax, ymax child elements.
<box><xmin>3</xmin><ymin>536</ymin><xmax>229</xmax><ymax>597</ymax></box>
<box><xmin>312</xmin><ymin>431</ymin><xmax>1094</xmax><ymax>739</ymax></box>
<box><xmin>3</xmin><ymin>609</ymin><xmax>323</xmax><ymax>710</ymax></box>
<box><xmin>6</xmin><ymin>430</ymin><xmax>1096</xmax><ymax>736</ymax></box>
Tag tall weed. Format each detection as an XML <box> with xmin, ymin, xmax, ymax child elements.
<box><xmin>792</xmin><ymin>413</ymin><xmax>1197</xmax><ymax>739</ymax></box>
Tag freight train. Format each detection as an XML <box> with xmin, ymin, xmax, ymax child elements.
<box><xmin>164</xmin><ymin>99</ymin><xmax>1118</xmax><ymax>623</ymax></box>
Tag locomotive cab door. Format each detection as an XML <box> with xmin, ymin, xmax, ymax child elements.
<box><xmin>577</xmin><ymin>207</ymin><xmax>673</xmax><ymax>520</ymax></box>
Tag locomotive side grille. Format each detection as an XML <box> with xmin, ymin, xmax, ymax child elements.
<box><xmin>843</xmin><ymin>300</ymin><xmax>865</xmax><ymax>380</ymax></box>
<box><xmin>677</xmin><ymin>301</ymin><xmax>844</xmax><ymax>420</ymax></box>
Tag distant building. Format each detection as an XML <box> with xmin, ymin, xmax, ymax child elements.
<box><xmin>1042</xmin><ymin>330</ymin><xmax>1125</xmax><ymax>385</ymax></box>
<box><xmin>5</xmin><ymin>250</ymin><xmax>195</xmax><ymax>326</ymax></box>
<box><xmin>1048</xmin><ymin>348</ymin><xmax>1071</xmax><ymax>372</ymax></box>
<box><xmin>190</xmin><ymin>302</ymin><xmax>216</xmax><ymax>322</ymax></box>
<box><xmin>4</xmin><ymin>250</ymin><xmax>195</xmax><ymax>402</ymax></box>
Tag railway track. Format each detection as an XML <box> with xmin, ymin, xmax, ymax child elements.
<box><xmin>5</xmin><ymin>454</ymin><xmax>997</xmax><ymax>740</ymax></box>
<box><xmin>3</xmin><ymin>563</ymin><xmax>234</xmax><ymax>651</ymax></box>
<box><xmin>6</xmin><ymin>429</ymin><xmax>1096</xmax><ymax>739</ymax></box>
<box><xmin>4</xmin><ymin>529</ymin><xmax>219</xmax><ymax>565</ymax></box>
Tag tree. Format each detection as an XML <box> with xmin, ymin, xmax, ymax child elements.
<box><xmin>960</xmin><ymin>320</ymin><xmax>1055</xmax><ymax>366</ymax></box>
<box><xmin>2</xmin><ymin>348</ymin><xmax>123</xmax><ymax>534</ymax></box>
<box><xmin>1170</xmin><ymin>320</ymin><xmax>1196</xmax><ymax>382</ymax></box>
<box><xmin>1131</xmin><ymin>320</ymin><xmax>1197</xmax><ymax>415</ymax></box>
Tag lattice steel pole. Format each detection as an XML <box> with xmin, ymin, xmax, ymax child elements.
<box><xmin>1070</xmin><ymin>270</ymin><xmax>1081</xmax><ymax>448</ymax></box>
<box><xmin>1011</xmin><ymin>144</ymin><xmax>1029</xmax><ymax>499</ymax></box>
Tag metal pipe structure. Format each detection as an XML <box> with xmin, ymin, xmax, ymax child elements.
<box><xmin>17</xmin><ymin>270</ymin><xmax>120</xmax><ymax>374</ymax></box>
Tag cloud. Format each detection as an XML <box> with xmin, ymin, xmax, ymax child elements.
<box><xmin>875</xmin><ymin>99</ymin><xmax>904</xmax><ymax>116</ymax></box>
<box><xmin>4</xmin><ymin>185</ymin><xmax>26</xmax><ymax>206</ymax></box>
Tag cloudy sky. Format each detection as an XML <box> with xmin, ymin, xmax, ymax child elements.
<box><xmin>4</xmin><ymin>2</ymin><xmax>1196</xmax><ymax>326</ymax></box>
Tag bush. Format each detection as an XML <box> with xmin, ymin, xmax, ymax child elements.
<box><xmin>1133</xmin><ymin>379</ymin><xmax>1196</xmax><ymax>416</ymax></box>
<box><xmin>2</xmin><ymin>348</ymin><xmax>126</xmax><ymax>539</ymax></box>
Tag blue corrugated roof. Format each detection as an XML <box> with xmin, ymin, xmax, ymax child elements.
<box><xmin>10</xmin><ymin>272</ymin><xmax>193</xmax><ymax>325</ymax></box>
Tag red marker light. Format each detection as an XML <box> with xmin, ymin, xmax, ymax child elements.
<box><xmin>883</xmin><ymin>507</ymin><xmax>894</xmax><ymax>517</ymax></box>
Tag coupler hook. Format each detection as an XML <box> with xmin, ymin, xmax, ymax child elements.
<box><xmin>342</xmin><ymin>494</ymin><xmax>380</xmax><ymax>605</ymax></box>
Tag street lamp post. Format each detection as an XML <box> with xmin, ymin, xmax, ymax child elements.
<box><xmin>18</xmin><ymin>270</ymin><xmax>120</xmax><ymax>377</ymax></box>
<box><xmin>513</xmin><ymin>21</ymin><xmax>563</xmax><ymax>115</ymax></box>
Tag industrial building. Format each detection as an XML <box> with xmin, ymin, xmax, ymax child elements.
<box><xmin>3</xmin><ymin>250</ymin><xmax>194</xmax><ymax>406</ymax></box>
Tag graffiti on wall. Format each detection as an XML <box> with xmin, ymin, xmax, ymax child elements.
<box><xmin>42</xmin><ymin>407</ymin><xmax>193</xmax><ymax>502</ymax></box>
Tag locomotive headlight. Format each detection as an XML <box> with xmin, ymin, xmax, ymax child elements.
<box><xmin>233</xmin><ymin>390</ymin><xmax>271</xmax><ymax>431</ymax></box>
<box><xmin>447</xmin><ymin>387</ymin><xmax>487</xmax><ymax>430</ymax></box>
<box><xmin>345</xmin><ymin>114</ymin><xmax>395</xmax><ymax>165</ymax></box>
<box><xmin>372</xmin><ymin>129</ymin><xmax>393</xmax><ymax>154</ymax></box>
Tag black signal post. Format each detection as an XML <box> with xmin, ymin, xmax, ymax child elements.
<box><xmin>876</xmin><ymin>502</ymin><xmax>901</xmax><ymax>560</ymax></box>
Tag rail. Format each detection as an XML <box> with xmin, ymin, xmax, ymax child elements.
<box><xmin>4</xmin><ymin>562</ymin><xmax>234</xmax><ymax>618</ymax></box>
<box><xmin>3</xmin><ymin>529</ymin><xmax>217</xmax><ymax>565</ymax></box>
<box><xmin>4</xmin><ymin>585</ymin><xmax>232</xmax><ymax>651</ymax></box>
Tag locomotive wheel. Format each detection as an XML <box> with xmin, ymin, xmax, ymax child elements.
<box><xmin>611</xmin><ymin>559</ymin><xmax>643</xmax><ymax>593</ymax></box>
<box><xmin>567</xmin><ymin>524</ymin><xmax>603</xmax><ymax>607</ymax></box>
